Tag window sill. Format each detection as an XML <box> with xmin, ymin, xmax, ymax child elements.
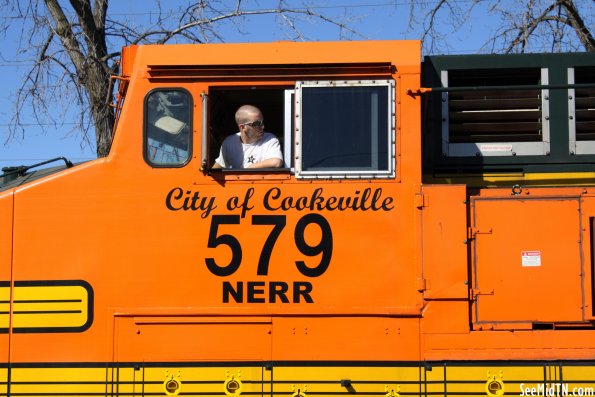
<box><xmin>209</xmin><ymin>168</ymin><xmax>292</xmax><ymax>181</ymax></box>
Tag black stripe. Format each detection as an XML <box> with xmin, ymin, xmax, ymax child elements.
<box><xmin>13</xmin><ymin>310</ymin><xmax>82</xmax><ymax>314</ymax></box>
<box><xmin>3</xmin><ymin>359</ymin><xmax>595</xmax><ymax>368</ymax></box>
<box><xmin>14</xmin><ymin>299</ymin><xmax>83</xmax><ymax>303</ymax></box>
<box><xmin>10</xmin><ymin>381</ymin><xmax>106</xmax><ymax>385</ymax></box>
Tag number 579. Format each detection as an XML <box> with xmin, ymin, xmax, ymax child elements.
<box><xmin>205</xmin><ymin>214</ymin><xmax>333</xmax><ymax>278</ymax></box>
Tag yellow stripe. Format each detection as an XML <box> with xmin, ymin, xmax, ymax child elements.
<box><xmin>425</xmin><ymin>171</ymin><xmax>595</xmax><ymax>187</ymax></box>
<box><xmin>10</xmin><ymin>367</ymin><xmax>107</xmax><ymax>395</ymax></box>
<box><xmin>0</xmin><ymin>285</ymin><xmax>9</xmax><ymax>329</ymax></box>
<box><xmin>5</xmin><ymin>363</ymin><xmax>595</xmax><ymax>396</ymax></box>
<box><xmin>0</xmin><ymin>281</ymin><xmax>91</xmax><ymax>331</ymax></box>
<box><xmin>276</xmin><ymin>366</ymin><xmax>421</xmax><ymax>396</ymax></box>
<box><xmin>0</xmin><ymin>367</ymin><xmax>6</xmax><ymax>396</ymax></box>
<box><xmin>426</xmin><ymin>365</ymin><xmax>545</xmax><ymax>395</ymax></box>
<box><xmin>143</xmin><ymin>366</ymin><xmax>268</xmax><ymax>396</ymax></box>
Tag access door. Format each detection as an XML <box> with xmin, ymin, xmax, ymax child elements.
<box><xmin>113</xmin><ymin>315</ymin><xmax>272</xmax><ymax>396</ymax></box>
<box><xmin>471</xmin><ymin>196</ymin><xmax>584</xmax><ymax>329</ymax></box>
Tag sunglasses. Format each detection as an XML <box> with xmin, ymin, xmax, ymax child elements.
<box><xmin>242</xmin><ymin>120</ymin><xmax>264</xmax><ymax>128</ymax></box>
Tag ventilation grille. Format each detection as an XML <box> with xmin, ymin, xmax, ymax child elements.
<box><xmin>446</xmin><ymin>69</ymin><xmax>543</xmax><ymax>143</ymax></box>
<box><xmin>575</xmin><ymin>67</ymin><xmax>595</xmax><ymax>142</ymax></box>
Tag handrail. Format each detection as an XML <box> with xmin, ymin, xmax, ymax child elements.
<box><xmin>409</xmin><ymin>82</ymin><xmax>595</xmax><ymax>95</ymax></box>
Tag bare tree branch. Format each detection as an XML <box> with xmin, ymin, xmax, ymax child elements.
<box><xmin>4</xmin><ymin>0</ymin><xmax>592</xmax><ymax>160</ymax></box>
<box><xmin>505</xmin><ymin>0</ymin><xmax>559</xmax><ymax>52</ymax></box>
<box><xmin>4</xmin><ymin>1</ymin><xmax>361</xmax><ymax>157</ymax></box>
<box><xmin>560</xmin><ymin>0</ymin><xmax>595</xmax><ymax>52</ymax></box>
<box><xmin>44</xmin><ymin>0</ymin><xmax>87</xmax><ymax>78</ymax></box>
<box><xmin>412</xmin><ymin>0</ymin><xmax>594</xmax><ymax>54</ymax></box>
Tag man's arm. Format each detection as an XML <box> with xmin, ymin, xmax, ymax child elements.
<box><xmin>248</xmin><ymin>157</ymin><xmax>283</xmax><ymax>168</ymax></box>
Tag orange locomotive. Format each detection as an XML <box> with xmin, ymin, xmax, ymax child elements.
<box><xmin>0</xmin><ymin>40</ymin><xmax>594</xmax><ymax>396</ymax></box>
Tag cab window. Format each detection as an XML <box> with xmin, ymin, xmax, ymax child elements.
<box><xmin>144</xmin><ymin>89</ymin><xmax>192</xmax><ymax>166</ymax></box>
<box><xmin>295</xmin><ymin>80</ymin><xmax>395</xmax><ymax>179</ymax></box>
<box><xmin>207</xmin><ymin>87</ymin><xmax>290</xmax><ymax>170</ymax></box>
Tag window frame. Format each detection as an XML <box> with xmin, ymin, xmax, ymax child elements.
<box><xmin>294</xmin><ymin>79</ymin><xmax>396</xmax><ymax>180</ymax></box>
<box><xmin>143</xmin><ymin>87</ymin><xmax>193</xmax><ymax>168</ymax></box>
<box><xmin>283</xmin><ymin>89</ymin><xmax>295</xmax><ymax>171</ymax></box>
<box><xmin>205</xmin><ymin>85</ymin><xmax>291</xmax><ymax>175</ymax></box>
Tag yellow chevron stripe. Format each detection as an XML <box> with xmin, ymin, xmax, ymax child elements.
<box><xmin>0</xmin><ymin>281</ymin><xmax>92</xmax><ymax>332</ymax></box>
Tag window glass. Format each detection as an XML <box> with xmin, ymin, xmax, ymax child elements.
<box><xmin>145</xmin><ymin>89</ymin><xmax>192</xmax><ymax>166</ymax></box>
<box><xmin>296</xmin><ymin>81</ymin><xmax>394</xmax><ymax>178</ymax></box>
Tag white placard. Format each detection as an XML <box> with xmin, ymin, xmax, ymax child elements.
<box><xmin>521</xmin><ymin>251</ymin><xmax>541</xmax><ymax>267</ymax></box>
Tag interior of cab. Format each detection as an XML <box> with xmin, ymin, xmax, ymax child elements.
<box><xmin>208</xmin><ymin>87</ymin><xmax>292</xmax><ymax>169</ymax></box>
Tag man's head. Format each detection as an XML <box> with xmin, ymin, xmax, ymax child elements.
<box><xmin>236</xmin><ymin>105</ymin><xmax>265</xmax><ymax>144</ymax></box>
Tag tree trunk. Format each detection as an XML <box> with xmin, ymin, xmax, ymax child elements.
<box><xmin>91</xmin><ymin>95</ymin><xmax>115</xmax><ymax>158</ymax></box>
<box><xmin>44</xmin><ymin>0</ymin><xmax>115</xmax><ymax>157</ymax></box>
<box><xmin>561</xmin><ymin>0</ymin><xmax>595</xmax><ymax>52</ymax></box>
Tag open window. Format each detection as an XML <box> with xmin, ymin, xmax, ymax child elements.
<box><xmin>206</xmin><ymin>80</ymin><xmax>396</xmax><ymax>179</ymax></box>
<box><xmin>207</xmin><ymin>87</ymin><xmax>293</xmax><ymax>171</ymax></box>
<box><xmin>441</xmin><ymin>68</ymin><xmax>550</xmax><ymax>157</ymax></box>
<box><xmin>144</xmin><ymin>89</ymin><xmax>192</xmax><ymax>167</ymax></box>
<box><xmin>295</xmin><ymin>80</ymin><xmax>395</xmax><ymax>179</ymax></box>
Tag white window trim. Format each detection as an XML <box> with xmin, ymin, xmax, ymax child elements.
<box><xmin>294</xmin><ymin>80</ymin><xmax>396</xmax><ymax>179</ymax></box>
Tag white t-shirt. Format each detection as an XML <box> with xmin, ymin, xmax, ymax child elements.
<box><xmin>215</xmin><ymin>132</ymin><xmax>283</xmax><ymax>169</ymax></box>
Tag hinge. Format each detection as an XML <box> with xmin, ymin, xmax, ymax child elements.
<box><xmin>415</xmin><ymin>193</ymin><xmax>428</xmax><ymax>209</ymax></box>
<box><xmin>417</xmin><ymin>278</ymin><xmax>427</xmax><ymax>292</ymax></box>
<box><xmin>470</xmin><ymin>288</ymin><xmax>494</xmax><ymax>300</ymax></box>
<box><xmin>467</xmin><ymin>227</ymin><xmax>493</xmax><ymax>239</ymax></box>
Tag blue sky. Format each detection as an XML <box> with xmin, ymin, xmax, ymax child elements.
<box><xmin>0</xmin><ymin>0</ymin><xmax>566</xmax><ymax>169</ymax></box>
